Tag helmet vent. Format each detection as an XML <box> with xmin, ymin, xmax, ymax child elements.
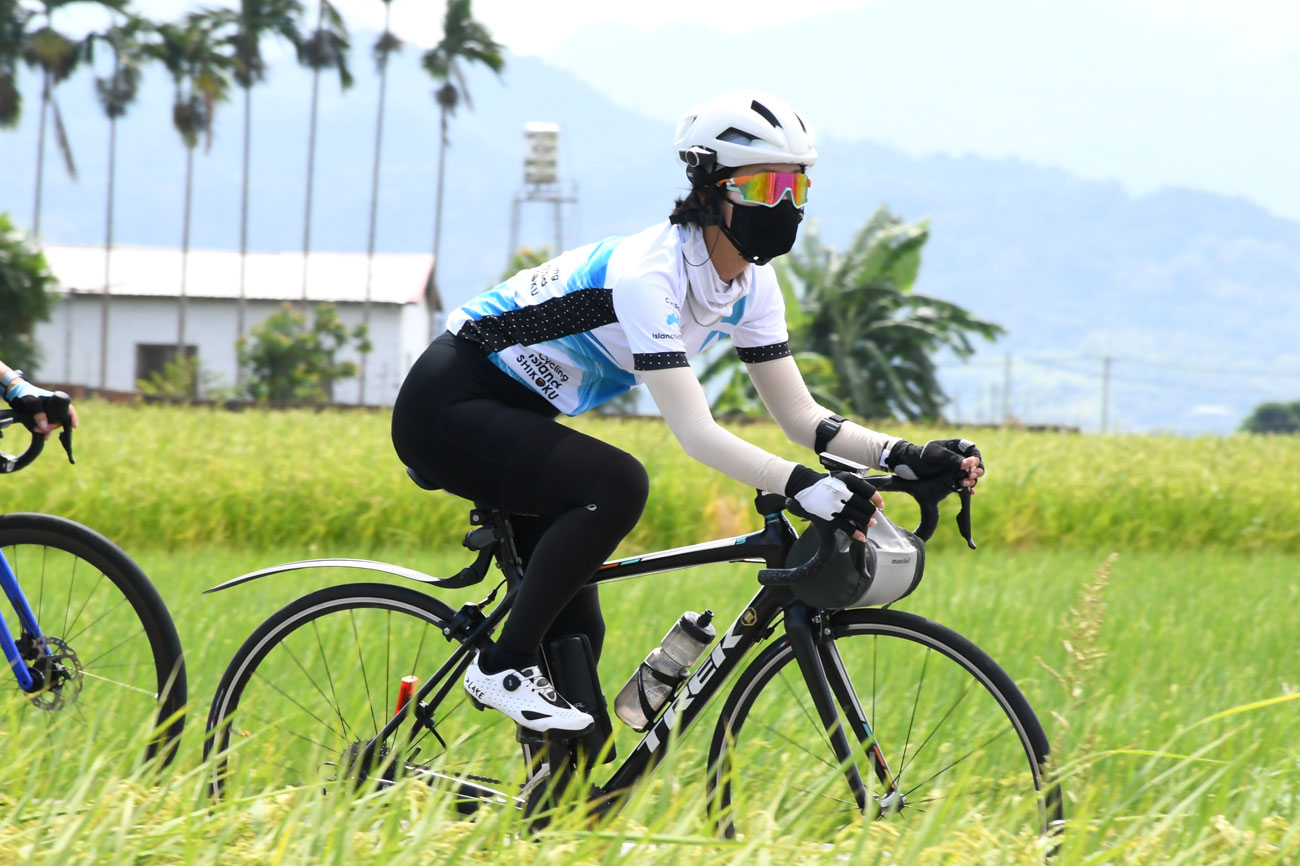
<box><xmin>749</xmin><ymin>100</ymin><xmax>781</xmax><ymax>129</ymax></box>
<box><xmin>719</xmin><ymin>127</ymin><xmax>758</xmax><ymax>145</ymax></box>
<box><xmin>794</xmin><ymin>112</ymin><xmax>807</xmax><ymax>133</ymax></box>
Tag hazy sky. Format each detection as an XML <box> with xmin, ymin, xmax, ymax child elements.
<box><xmin>89</xmin><ymin>0</ymin><xmax>1300</xmax><ymax>63</ymax></box>
<box><xmin>48</xmin><ymin>0</ymin><xmax>1300</xmax><ymax>221</ymax></box>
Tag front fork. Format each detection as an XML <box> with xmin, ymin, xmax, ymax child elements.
<box><xmin>0</xmin><ymin>551</ymin><xmax>44</xmax><ymax>692</ymax></box>
<box><xmin>786</xmin><ymin>605</ymin><xmax>904</xmax><ymax>817</ymax></box>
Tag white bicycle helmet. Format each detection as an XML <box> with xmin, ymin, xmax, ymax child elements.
<box><xmin>674</xmin><ymin>90</ymin><xmax>818</xmax><ymax>182</ymax></box>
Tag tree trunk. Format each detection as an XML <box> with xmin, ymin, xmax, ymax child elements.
<box><xmin>430</xmin><ymin>105</ymin><xmax>448</xmax><ymax>343</ymax></box>
<box><xmin>361</xmin><ymin>9</ymin><xmax>393</xmax><ymax>406</ymax></box>
<box><xmin>236</xmin><ymin>83</ymin><xmax>252</xmax><ymax>382</ymax></box>
<box><xmin>300</xmin><ymin>69</ymin><xmax>321</xmax><ymax>312</ymax></box>
<box><xmin>100</xmin><ymin>111</ymin><xmax>117</xmax><ymax>389</ymax></box>
<box><xmin>179</xmin><ymin>145</ymin><xmax>194</xmax><ymax>356</ymax></box>
<box><xmin>32</xmin><ymin>72</ymin><xmax>50</xmax><ymax>238</ymax></box>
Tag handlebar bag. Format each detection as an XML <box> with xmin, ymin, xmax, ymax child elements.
<box><xmin>783</xmin><ymin>512</ymin><xmax>926</xmax><ymax>609</ymax></box>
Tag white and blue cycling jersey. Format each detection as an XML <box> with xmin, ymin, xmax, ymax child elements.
<box><xmin>445</xmin><ymin>221</ymin><xmax>792</xmax><ymax>416</ymax></box>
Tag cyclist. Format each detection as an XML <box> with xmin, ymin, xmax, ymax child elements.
<box><xmin>391</xmin><ymin>90</ymin><xmax>984</xmax><ymax>735</ymax></box>
<box><xmin>1</xmin><ymin>362</ymin><xmax>78</xmax><ymax>437</ymax></box>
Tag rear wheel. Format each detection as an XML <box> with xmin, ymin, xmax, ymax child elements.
<box><xmin>0</xmin><ymin>513</ymin><xmax>186</xmax><ymax>768</ymax></box>
<box><xmin>708</xmin><ymin>607</ymin><xmax>1062</xmax><ymax>840</ymax></box>
<box><xmin>204</xmin><ymin>582</ymin><xmax>525</xmax><ymax>809</ymax></box>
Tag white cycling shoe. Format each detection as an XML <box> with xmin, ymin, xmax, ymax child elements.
<box><xmin>464</xmin><ymin>653</ymin><xmax>595</xmax><ymax>735</ymax></box>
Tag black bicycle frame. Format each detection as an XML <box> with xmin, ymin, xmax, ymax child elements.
<box><xmin>356</xmin><ymin>507</ymin><xmax>893</xmax><ymax>810</ymax></box>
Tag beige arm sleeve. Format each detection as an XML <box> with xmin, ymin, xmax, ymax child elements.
<box><xmin>744</xmin><ymin>355</ymin><xmax>897</xmax><ymax>470</ymax></box>
<box><xmin>640</xmin><ymin>366</ymin><xmax>800</xmax><ymax>494</ymax></box>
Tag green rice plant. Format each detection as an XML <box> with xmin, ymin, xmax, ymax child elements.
<box><xmin>3</xmin><ymin>402</ymin><xmax>1300</xmax><ymax>554</ymax></box>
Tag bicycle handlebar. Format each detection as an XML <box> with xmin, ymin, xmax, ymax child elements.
<box><xmin>756</xmin><ymin>457</ymin><xmax>976</xmax><ymax>588</ymax></box>
<box><xmin>0</xmin><ymin>392</ymin><xmax>76</xmax><ymax>473</ymax></box>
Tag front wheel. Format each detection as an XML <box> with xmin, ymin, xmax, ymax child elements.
<box><xmin>708</xmin><ymin>607</ymin><xmax>1062</xmax><ymax>841</ymax></box>
<box><xmin>0</xmin><ymin>513</ymin><xmax>186</xmax><ymax>769</ymax></box>
<box><xmin>204</xmin><ymin>582</ymin><xmax>525</xmax><ymax>808</ymax></box>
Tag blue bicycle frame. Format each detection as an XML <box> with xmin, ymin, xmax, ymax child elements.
<box><xmin>0</xmin><ymin>548</ymin><xmax>43</xmax><ymax>692</ymax></box>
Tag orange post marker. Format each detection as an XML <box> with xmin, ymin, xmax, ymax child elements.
<box><xmin>394</xmin><ymin>675</ymin><xmax>419</xmax><ymax>716</ymax></box>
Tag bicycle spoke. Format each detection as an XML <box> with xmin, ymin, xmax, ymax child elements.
<box><xmin>249</xmin><ymin>668</ymin><xmax>350</xmax><ymax>743</ymax></box>
<box><xmin>773</xmin><ymin>666</ymin><xmax>838</xmax><ymax>761</ymax></box>
<box><xmin>895</xmin><ymin>647</ymin><xmax>931</xmax><ymax>792</ymax></box>
<box><xmin>207</xmin><ymin>586</ymin><xmax>522</xmax><ymax>805</ymax></box>
<box><xmin>349</xmin><ymin>609</ymin><xmax>380</xmax><ymax>737</ymax></box>
<box><xmin>715</xmin><ymin>612</ymin><xmax>1057</xmax><ymax>840</ymax></box>
<box><xmin>311</xmin><ymin>619</ymin><xmax>354</xmax><ymax>742</ymax></box>
<box><xmin>60</xmin><ymin>570</ymin><xmax>114</xmax><ymax>645</ymax></box>
<box><xmin>745</xmin><ymin>705</ymin><xmax>842</xmax><ymax>773</ymax></box>
<box><xmin>77</xmin><ymin>621</ymin><xmax>148</xmax><ymax>669</ymax></box>
<box><xmin>236</xmin><ymin>707</ymin><xmax>339</xmax><ymax>754</ymax></box>
<box><xmin>894</xmin><ymin>674</ymin><xmax>978</xmax><ymax>783</ymax></box>
<box><xmin>76</xmin><ymin>668</ymin><xmax>158</xmax><ymax>697</ymax></box>
<box><xmin>63</xmin><ymin>590</ymin><xmax>131</xmax><ymax>644</ymax></box>
<box><xmin>901</xmin><ymin>725</ymin><xmax>1017</xmax><ymax>801</ymax></box>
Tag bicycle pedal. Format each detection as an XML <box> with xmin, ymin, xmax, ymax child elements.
<box><xmin>468</xmin><ymin>695</ymin><xmax>486</xmax><ymax>711</ymax></box>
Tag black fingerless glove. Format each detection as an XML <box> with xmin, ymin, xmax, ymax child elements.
<box><xmin>884</xmin><ymin>438</ymin><xmax>983</xmax><ymax>482</ymax></box>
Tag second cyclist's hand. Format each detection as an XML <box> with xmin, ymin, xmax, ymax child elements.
<box><xmin>5</xmin><ymin>380</ymin><xmax>78</xmax><ymax>439</ymax></box>
<box><xmin>786</xmin><ymin>468</ymin><xmax>884</xmax><ymax>539</ymax></box>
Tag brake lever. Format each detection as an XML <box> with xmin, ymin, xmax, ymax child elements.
<box><xmin>59</xmin><ymin>425</ymin><xmax>75</xmax><ymax>464</ymax></box>
<box><xmin>46</xmin><ymin>392</ymin><xmax>75</xmax><ymax>464</ymax></box>
<box><xmin>956</xmin><ymin>487</ymin><xmax>976</xmax><ymax>550</ymax></box>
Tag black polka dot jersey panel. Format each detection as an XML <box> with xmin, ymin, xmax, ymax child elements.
<box><xmin>633</xmin><ymin>351</ymin><xmax>690</xmax><ymax>371</ymax></box>
<box><xmin>736</xmin><ymin>341</ymin><xmax>792</xmax><ymax>364</ymax></box>
<box><xmin>458</xmin><ymin>289</ymin><xmax>619</xmax><ymax>354</ymax></box>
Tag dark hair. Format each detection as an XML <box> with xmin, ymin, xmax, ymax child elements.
<box><xmin>668</xmin><ymin>184</ymin><xmax>723</xmax><ymax>227</ymax></box>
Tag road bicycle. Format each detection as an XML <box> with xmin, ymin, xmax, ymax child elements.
<box><xmin>1</xmin><ymin>396</ymin><xmax>186</xmax><ymax>766</ymax></box>
<box><xmin>204</xmin><ymin>455</ymin><xmax>1062</xmax><ymax>840</ymax></box>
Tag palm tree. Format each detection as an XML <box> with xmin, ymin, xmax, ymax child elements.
<box><xmin>359</xmin><ymin>0</ymin><xmax>400</xmax><ymax>405</ymax></box>
<box><xmin>703</xmin><ymin>207</ymin><xmax>1004</xmax><ymax>421</ymax></box>
<box><xmin>147</xmin><ymin>12</ymin><xmax>231</xmax><ymax>363</ymax></box>
<box><xmin>0</xmin><ymin>0</ymin><xmax>31</xmax><ymax>128</ymax></box>
<box><xmin>297</xmin><ymin>0</ymin><xmax>351</xmax><ymax>308</ymax></box>
<box><xmin>88</xmin><ymin>11</ymin><xmax>149</xmax><ymax>389</ymax></box>
<box><xmin>21</xmin><ymin>0</ymin><xmax>124</xmax><ymax>239</ymax></box>
<box><xmin>421</xmin><ymin>0</ymin><xmax>502</xmax><ymax>339</ymax></box>
<box><xmin>219</xmin><ymin>0</ymin><xmax>303</xmax><ymax>368</ymax></box>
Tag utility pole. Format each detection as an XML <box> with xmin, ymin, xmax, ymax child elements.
<box><xmin>1002</xmin><ymin>353</ymin><xmax>1012</xmax><ymax>424</ymax></box>
<box><xmin>1100</xmin><ymin>355</ymin><xmax>1113</xmax><ymax>433</ymax></box>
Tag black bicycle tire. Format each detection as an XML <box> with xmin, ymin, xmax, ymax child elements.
<box><xmin>204</xmin><ymin>581</ymin><xmax>471</xmax><ymax>799</ymax></box>
<box><xmin>707</xmin><ymin>606</ymin><xmax>1063</xmax><ymax>838</ymax></box>
<box><xmin>0</xmin><ymin>512</ymin><xmax>187</xmax><ymax>765</ymax></box>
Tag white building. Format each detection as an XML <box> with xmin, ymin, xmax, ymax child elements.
<box><xmin>33</xmin><ymin>245</ymin><xmax>439</xmax><ymax>405</ymax></box>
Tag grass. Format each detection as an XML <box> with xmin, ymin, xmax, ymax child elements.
<box><xmin>5</xmin><ymin>544</ymin><xmax>1297</xmax><ymax>863</ymax></box>
<box><xmin>2</xmin><ymin>402</ymin><xmax>1299</xmax><ymax>863</ymax></box>
<box><xmin>3</xmin><ymin>402</ymin><xmax>1299</xmax><ymax>553</ymax></box>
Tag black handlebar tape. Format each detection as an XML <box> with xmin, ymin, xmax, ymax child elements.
<box><xmin>758</xmin><ymin>519</ymin><xmax>836</xmax><ymax>586</ymax></box>
<box><xmin>10</xmin><ymin>424</ymin><xmax>45</xmax><ymax>472</ymax></box>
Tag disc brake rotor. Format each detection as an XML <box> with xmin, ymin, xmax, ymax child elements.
<box><xmin>27</xmin><ymin>636</ymin><xmax>83</xmax><ymax>711</ymax></box>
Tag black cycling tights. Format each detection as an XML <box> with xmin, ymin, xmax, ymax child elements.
<box><xmin>391</xmin><ymin>333</ymin><xmax>649</xmax><ymax>673</ymax></box>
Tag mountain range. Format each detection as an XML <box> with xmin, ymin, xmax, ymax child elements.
<box><xmin>1</xmin><ymin>41</ymin><xmax>1297</xmax><ymax>434</ymax></box>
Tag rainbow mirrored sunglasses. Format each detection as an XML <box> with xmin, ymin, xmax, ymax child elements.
<box><xmin>715</xmin><ymin>171</ymin><xmax>811</xmax><ymax>207</ymax></box>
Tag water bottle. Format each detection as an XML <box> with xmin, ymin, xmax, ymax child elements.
<box><xmin>614</xmin><ymin>610</ymin><xmax>715</xmax><ymax>731</ymax></box>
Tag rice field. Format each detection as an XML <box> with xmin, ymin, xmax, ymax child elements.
<box><xmin>4</xmin><ymin>403</ymin><xmax>1298</xmax><ymax>555</ymax></box>
<box><xmin>1</xmin><ymin>402</ymin><xmax>1297</xmax><ymax>864</ymax></box>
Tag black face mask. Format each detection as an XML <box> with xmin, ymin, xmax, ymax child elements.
<box><xmin>720</xmin><ymin>198</ymin><xmax>805</xmax><ymax>266</ymax></box>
